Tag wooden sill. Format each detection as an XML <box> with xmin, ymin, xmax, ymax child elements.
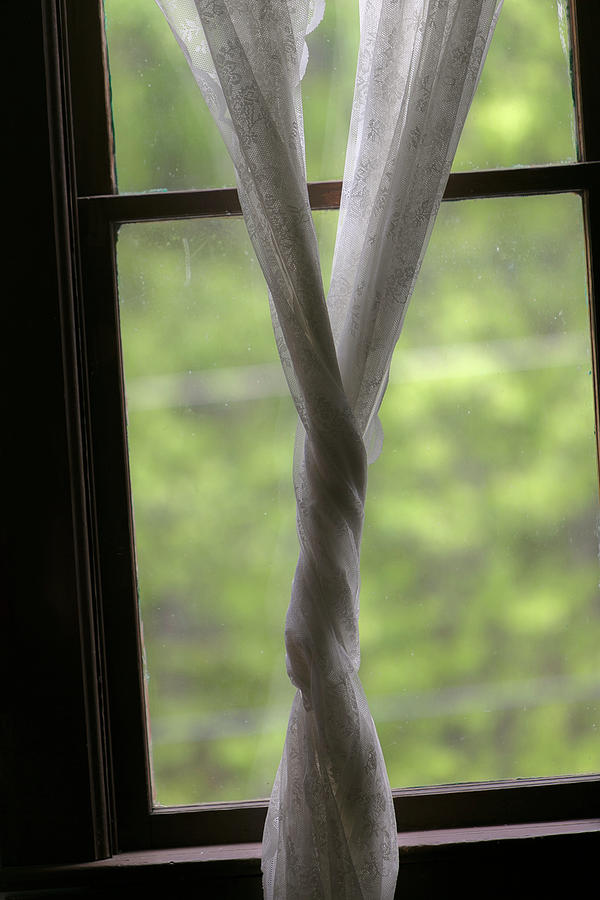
<box><xmin>1</xmin><ymin>819</ymin><xmax>598</xmax><ymax>895</ymax></box>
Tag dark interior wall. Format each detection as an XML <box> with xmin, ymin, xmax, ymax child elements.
<box><xmin>2</xmin><ymin>2</ymin><xmax>98</xmax><ymax>868</ymax></box>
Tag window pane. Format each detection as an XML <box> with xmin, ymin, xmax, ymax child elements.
<box><xmin>356</xmin><ymin>193</ymin><xmax>599</xmax><ymax>787</ymax></box>
<box><xmin>118</xmin><ymin>193</ymin><xmax>598</xmax><ymax>807</ymax></box>
<box><xmin>104</xmin><ymin>0</ymin><xmax>237</xmax><ymax>192</ymax></box>
<box><xmin>117</xmin><ymin>219</ymin><xmax>296</xmax><ymax>805</ymax></box>
<box><xmin>105</xmin><ymin>0</ymin><xmax>576</xmax><ymax>193</ymax></box>
<box><xmin>452</xmin><ymin>0</ymin><xmax>576</xmax><ymax>170</ymax></box>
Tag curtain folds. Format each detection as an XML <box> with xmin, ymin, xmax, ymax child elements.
<box><xmin>156</xmin><ymin>1</ymin><xmax>503</xmax><ymax>896</ymax></box>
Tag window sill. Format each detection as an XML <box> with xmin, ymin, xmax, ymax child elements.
<box><xmin>2</xmin><ymin>820</ymin><xmax>598</xmax><ymax>897</ymax></box>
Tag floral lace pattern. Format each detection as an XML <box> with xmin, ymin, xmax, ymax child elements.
<box><xmin>155</xmin><ymin>1</ymin><xmax>503</xmax><ymax>897</ymax></box>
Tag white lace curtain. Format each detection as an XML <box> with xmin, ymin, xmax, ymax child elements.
<box><xmin>156</xmin><ymin>1</ymin><xmax>502</xmax><ymax>897</ymax></box>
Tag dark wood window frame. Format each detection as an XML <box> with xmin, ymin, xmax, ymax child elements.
<box><xmin>2</xmin><ymin>0</ymin><xmax>599</xmax><ymax>895</ymax></box>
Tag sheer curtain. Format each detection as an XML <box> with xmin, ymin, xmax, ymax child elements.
<box><xmin>156</xmin><ymin>1</ymin><xmax>502</xmax><ymax>897</ymax></box>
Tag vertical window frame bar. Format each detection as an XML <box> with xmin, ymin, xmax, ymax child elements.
<box><xmin>569</xmin><ymin>0</ymin><xmax>600</xmax><ymax>487</ymax></box>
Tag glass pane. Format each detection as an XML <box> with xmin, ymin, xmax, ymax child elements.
<box><xmin>357</xmin><ymin>193</ymin><xmax>599</xmax><ymax>786</ymax></box>
<box><xmin>117</xmin><ymin>219</ymin><xmax>296</xmax><ymax>805</ymax></box>
<box><xmin>117</xmin><ymin>193</ymin><xmax>598</xmax><ymax>807</ymax></box>
<box><xmin>453</xmin><ymin>0</ymin><xmax>576</xmax><ymax>170</ymax></box>
<box><xmin>104</xmin><ymin>0</ymin><xmax>237</xmax><ymax>192</ymax></box>
<box><xmin>105</xmin><ymin>0</ymin><xmax>575</xmax><ymax>193</ymax></box>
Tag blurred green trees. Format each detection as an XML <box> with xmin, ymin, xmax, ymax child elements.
<box><xmin>105</xmin><ymin>0</ymin><xmax>599</xmax><ymax>806</ymax></box>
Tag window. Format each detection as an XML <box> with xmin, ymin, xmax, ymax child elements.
<box><xmin>2</xmin><ymin>0</ymin><xmax>599</xmax><ymax>893</ymax></box>
<box><xmin>87</xmin><ymin>0</ymin><xmax>600</xmax><ymax>842</ymax></box>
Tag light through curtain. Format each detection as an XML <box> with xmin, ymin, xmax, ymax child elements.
<box><xmin>155</xmin><ymin>1</ymin><xmax>503</xmax><ymax>897</ymax></box>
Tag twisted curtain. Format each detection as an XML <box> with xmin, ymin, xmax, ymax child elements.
<box><xmin>156</xmin><ymin>1</ymin><xmax>503</xmax><ymax>897</ymax></box>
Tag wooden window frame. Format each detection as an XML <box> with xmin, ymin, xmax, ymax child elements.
<box><xmin>2</xmin><ymin>0</ymin><xmax>599</xmax><ymax>891</ymax></box>
<box><xmin>72</xmin><ymin>0</ymin><xmax>600</xmax><ymax>853</ymax></box>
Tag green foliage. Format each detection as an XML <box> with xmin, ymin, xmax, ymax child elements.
<box><xmin>107</xmin><ymin>0</ymin><xmax>599</xmax><ymax>806</ymax></box>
